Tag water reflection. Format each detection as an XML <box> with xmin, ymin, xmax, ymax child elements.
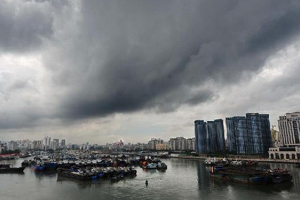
<box><xmin>57</xmin><ymin>176</ymin><xmax>104</xmax><ymax>190</ymax></box>
<box><xmin>197</xmin><ymin>161</ymin><xmax>210</xmax><ymax>190</ymax></box>
<box><xmin>56</xmin><ymin>176</ymin><xmax>136</xmax><ymax>190</ymax></box>
<box><xmin>210</xmin><ymin>177</ymin><xmax>293</xmax><ymax>193</ymax></box>
<box><xmin>33</xmin><ymin>170</ymin><xmax>57</xmax><ymax>179</ymax></box>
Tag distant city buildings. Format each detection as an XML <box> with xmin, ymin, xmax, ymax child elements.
<box><xmin>169</xmin><ymin>137</ymin><xmax>187</xmax><ymax>151</ymax></box>
<box><xmin>43</xmin><ymin>136</ymin><xmax>51</xmax><ymax>150</ymax></box>
<box><xmin>7</xmin><ymin>141</ymin><xmax>18</xmax><ymax>151</ymax></box>
<box><xmin>61</xmin><ymin>139</ymin><xmax>66</xmax><ymax>147</ymax></box>
<box><xmin>147</xmin><ymin>137</ymin><xmax>195</xmax><ymax>151</ymax></box>
<box><xmin>4</xmin><ymin>111</ymin><xmax>294</xmax><ymax>158</ymax></box>
<box><xmin>156</xmin><ymin>143</ymin><xmax>170</xmax><ymax>150</ymax></box>
<box><xmin>194</xmin><ymin>119</ymin><xmax>225</xmax><ymax>154</ymax></box>
<box><xmin>226</xmin><ymin>113</ymin><xmax>271</xmax><ymax>155</ymax></box>
<box><xmin>148</xmin><ymin>138</ymin><xmax>163</xmax><ymax>150</ymax></box>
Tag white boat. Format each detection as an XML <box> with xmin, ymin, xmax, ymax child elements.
<box><xmin>205</xmin><ymin>157</ymin><xmax>218</xmax><ymax>165</ymax></box>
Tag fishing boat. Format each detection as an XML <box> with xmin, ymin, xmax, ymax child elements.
<box><xmin>268</xmin><ymin>169</ymin><xmax>293</xmax><ymax>183</ymax></box>
<box><xmin>157</xmin><ymin>162</ymin><xmax>167</xmax><ymax>170</ymax></box>
<box><xmin>0</xmin><ymin>164</ymin><xmax>10</xmax><ymax>168</ymax></box>
<box><xmin>142</xmin><ymin>163</ymin><xmax>157</xmax><ymax>169</ymax></box>
<box><xmin>31</xmin><ymin>163</ymin><xmax>46</xmax><ymax>171</ymax></box>
<box><xmin>44</xmin><ymin>161</ymin><xmax>58</xmax><ymax>170</ymax></box>
<box><xmin>205</xmin><ymin>157</ymin><xmax>218</xmax><ymax>166</ymax></box>
<box><xmin>0</xmin><ymin>165</ymin><xmax>25</xmax><ymax>173</ymax></box>
<box><xmin>57</xmin><ymin>168</ymin><xmax>94</xmax><ymax>180</ymax></box>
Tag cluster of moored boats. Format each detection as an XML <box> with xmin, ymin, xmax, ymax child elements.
<box><xmin>205</xmin><ymin>157</ymin><xmax>294</xmax><ymax>185</ymax></box>
<box><xmin>58</xmin><ymin>166</ymin><xmax>137</xmax><ymax>181</ymax></box>
<box><xmin>140</xmin><ymin>159</ymin><xmax>167</xmax><ymax>170</ymax></box>
<box><xmin>210</xmin><ymin>166</ymin><xmax>293</xmax><ymax>185</ymax></box>
<box><xmin>205</xmin><ymin>157</ymin><xmax>258</xmax><ymax>167</ymax></box>
<box><xmin>19</xmin><ymin>156</ymin><xmax>168</xmax><ymax>181</ymax></box>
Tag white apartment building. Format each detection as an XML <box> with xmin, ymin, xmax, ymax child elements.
<box><xmin>148</xmin><ymin>138</ymin><xmax>163</xmax><ymax>150</ymax></box>
<box><xmin>187</xmin><ymin>138</ymin><xmax>196</xmax><ymax>151</ymax></box>
<box><xmin>278</xmin><ymin>112</ymin><xmax>300</xmax><ymax>145</ymax></box>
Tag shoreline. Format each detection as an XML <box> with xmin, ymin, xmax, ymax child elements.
<box><xmin>173</xmin><ymin>155</ymin><xmax>300</xmax><ymax>164</ymax></box>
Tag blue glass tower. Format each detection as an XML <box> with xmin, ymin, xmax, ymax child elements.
<box><xmin>215</xmin><ymin>119</ymin><xmax>225</xmax><ymax>152</ymax></box>
<box><xmin>195</xmin><ymin>119</ymin><xmax>225</xmax><ymax>154</ymax></box>
<box><xmin>259</xmin><ymin>114</ymin><xmax>272</xmax><ymax>154</ymax></box>
<box><xmin>246</xmin><ymin>113</ymin><xmax>262</xmax><ymax>154</ymax></box>
<box><xmin>194</xmin><ymin>120</ymin><xmax>207</xmax><ymax>154</ymax></box>
<box><xmin>207</xmin><ymin>121</ymin><xmax>216</xmax><ymax>153</ymax></box>
<box><xmin>226</xmin><ymin>113</ymin><xmax>271</xmax><ymax>154</ymax></box>
<box><xmin>226</xmin><ymin>116</ymin><xmax>247</xmax><ymax>154</ymax></box>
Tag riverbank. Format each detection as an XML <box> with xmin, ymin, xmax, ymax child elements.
<box><xmin>174</xmin><ymin>155</ymin><xmax>300</xmax><ymax>164</ymax></box>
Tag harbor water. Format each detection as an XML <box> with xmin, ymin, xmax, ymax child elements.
<box><xmin>0</xmin><ymin>158</ymin><xmax>299</xmax><ymax>200</ymax></box>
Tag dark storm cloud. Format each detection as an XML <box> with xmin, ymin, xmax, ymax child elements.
<box><xmin>0</xmin><ymin>0</ymin><xmax>69</xmax><ymax>53</ymax></box>
<box><xmin>247</xmin><ymin>9</ymin><xmax>300</xmax><ymax>53</ymax></box>
<box><xmin>2</xmin><ymin>0</ymin><xmax>300</xmax><ymax>130</ymax></box>
<box><xmin>46</xmin><ymin>0</ymin><xmax>300</xmax><ymax>119</ymax></box>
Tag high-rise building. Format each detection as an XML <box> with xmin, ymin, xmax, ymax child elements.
<box><xmin>195</xmin><ymin>119</ymin><xmax>225</xmax><ymax>154</ymax></box>
<box><xmin>168</xmin><ymin>137</ymin><xmax>187</xmax><ymax>151</ymax></box>
<box><xmin>7</xmin><ymin>141</ymin><xmax>18</xmax><ymax>151</ymax></box>
<box><xmin>194</xmin><ymin>120</ymin><xmax>207</xmax><ymax>154</ymax></box>
<box><xmin>215</xmin><ymin>119</ymin><xmax>226</xmax><ymax>152</ymax></box>
<box><xmin>43</xmin><ymin>136</ymin><xmax>51</xmax><ymax>150</ymax></box>
<box><xmin>148</xmin><ymin>138</ymin><xmax>163</xmax><ymax>150</ymax></box>
<box><xmin>226</xmin><ymin>116</ymin><xmax>247</xmax><ymax>154</ymax></box>
<box><xmin>53</xmin><ymin>139</ymin><xmax>59</xmax><ymax>147</ymax></box>
<box><xmin>206</xmin><ymin>119</ymin><xmax>225</xmax><ymax>153</ymax></box>
<box><xmin>259</xmin><ymin>114</ymin><xmax>272</xmax><ymax>153</ymax></box>
<box><xmin>278</xmin><ymin>112</ymin><xmax>300</xmax><ymax>145</ymax></box>
<box><xmin>226</xmin><ymin>113</ymin><xmax>271</xmax><ymax>154</ymax></box>
<box><xmin>186</xmin><ymin>138</ymin><xmax>195</xmax><ymax>151</ymax></box>
<box><xmin>207</xmin><ymin>121</ymin><xmax>216</xmax><ymax>152</ymax></box>
<box><xmin>169</xmin><ymin>138</ymin><xmax>176</xmax><ymax>151</ymax></box>
<box><xmin>61</xmin><ymin>139</ymin><xmax>66</xmax><ymax>147</ymax></box>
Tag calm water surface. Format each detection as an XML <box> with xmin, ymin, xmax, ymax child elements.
<box><xmin>0</xmin><ymin>158</ymin><xmax>299</xmax><ymax>200</ymax></box>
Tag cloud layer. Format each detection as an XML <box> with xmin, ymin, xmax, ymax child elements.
<box><xmin>1</xmin><ymin>0</ymin><xmax>300</xmax><ymax>143</ymax></box>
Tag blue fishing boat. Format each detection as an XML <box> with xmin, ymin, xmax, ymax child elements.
<box><xmin>44</xmin><ymin>162</ymin><xmax>58</xmax><ymax>170</ymax></box>
<box><xmin>31</xmin><ymin>163</ymin><xmax>45</xmax><ymax>171</ymax></box>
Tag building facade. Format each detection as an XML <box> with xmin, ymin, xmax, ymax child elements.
<box><xmin>186</xmin><ymin>138</ymin><xmax>195</xmax><ymax>151</ymax></box>
<box><xmin>148</xmin><ymin>138</ymin><xmax>163</xmax><ymax>150</ymax></box>
<box><xmin>226</xmin><ymin>113</ymin><xmax>271</xmax><ymax>155</ymax></box>
<box><xmin>195</xmin><ymin>119</ymin><xmax>225</xmax><ymax>154</ymax></box>
<box><xmin>214</xmin><ymin>119</ymin><xmax>226</xmax><ymax>152</ymax></box>
<box><xmin>269</xmin><ymin>144</ymin><xmax>300</xmax><ymax>160</ymax></box>
<box><xmin>226</xmin><ymin>116</ymin><xmax>247</xmax><ymax>154</ymax></box>
<box><xmin>156</xmin><ymin>143</ymin><xmax>170</xmax><ymax>150</ymax></box>
<box><xmin>278</xmin><ymin>112</ymin><xmax>300</xmax><ymax>145</ymax></box>
<box><xmin>194</xmin><ymin>120</ymin><xmax>207</xmax><ymax>154</ymax></box>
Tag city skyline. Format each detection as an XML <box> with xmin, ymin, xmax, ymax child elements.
<box><xmin>0</xmin><ymin>111</ymin><xmax>294</xmax><ymax>143</ymax></box>
<box><xmin>1</xmin><ymin>0</ymin><xmax>300</xmax><ymax>144</ymax></box>
<box><xmin>0</xmin><ymin>111</ymin><xmax>298</xmax><ymax>145</ymax></box>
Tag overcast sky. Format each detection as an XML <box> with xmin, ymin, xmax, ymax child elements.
<box><xmin>1</xmin><ymin>0</ymin><xmax>300</xmax><ymax>144</ymax></box>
